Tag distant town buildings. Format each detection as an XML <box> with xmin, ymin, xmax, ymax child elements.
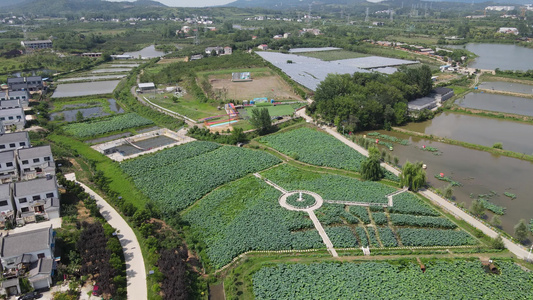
<box><xmin>485</xmin><ymin>6</ymin><xmax>515</xmax><ymax>11</ymax></box>
<box><xmin>257</xmin><ymin>44</ymin><xmax>269</xmax><ymax>51</ymax></box>
<box><xmin>498</xmin><ymin>27</ymin><xmax>519</xmax><ymax>35</ymax></box>
<box><xmin>20</xmin><ymin>40</ymin><xmax>53</xmax><ymax>50</ymax></box>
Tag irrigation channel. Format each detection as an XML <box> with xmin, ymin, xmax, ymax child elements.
<box><xmin>362</xmin><ymin>129</ymin><xmax>533</xmax><ymax>236</ymax></box>
<box><xmin>254</xmin><ymin>173</ymin><xmax>409</xmax><ymax>258</ymax></box>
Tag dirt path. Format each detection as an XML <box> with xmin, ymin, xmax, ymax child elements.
<box><xmin>64</xmin><ymin>173</ymin><xmax>147</xmax><ymax>300</ymax></box>
<box><xmin>296</xmin><ymin>108</ymin><xmax>531</xmax><ymax>260</ymax></box>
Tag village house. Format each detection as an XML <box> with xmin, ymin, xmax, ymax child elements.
<box><xmin>498</xmin><ymin>27</ymin><xmax>519</xmax><ymax>35</ymax></box>
<box><xmin>0</xmin><ymin>132</ymin><xmax>29</xmax><ymax>152</ymax></box>
<box><xmin>7</xmin><ymin>76</ymin><xmax>44</xmax><ymax>92</ymax></box>
<box><xmin>0</xmin><ymin>184</ymin><xmax>15</xmax><ymax>225</ymax></box>
<box><xmin>0</xmin><ymin>105</ymin><xmax>25</xmax><ymax>131</ymax></box>
<box><xmin>0</xmin><ymin>90</ymin><xmax>30</xmax><ymax>106</ymax></box>
<box><xmin>16</xmin><ymin>145</ymin><xmax>55</xmax><ymax>181</ymax></box>
<box><xmin>257</xmin><ymin>44</ymin><xmax>268</xmax><ymax>51</ymax></box>
<box><xmin>0</xmin><ymin>226</ymin><xmax>55</xmax><ymax>294</ymax></box>
<box><xmin>13</xmin><ymin>176</ymin><xmax>60</xmax><ymax>223</ymax></box>
<box><xmin>0</xmin><ymin>151</ymin><xmax>17</xmax><ymax>183</ymax></box>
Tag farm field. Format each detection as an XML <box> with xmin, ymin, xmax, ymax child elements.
<box><xmin>252</xmin><ymin>260</ymin><xmax>533</xmax><ymax>299</ymax></box>
<box><xmin>180</xmin><ymin>162</ymin><xmax>476</xmax><ymax>269</ymax></box>
<box><xmin>120</xmin><ymin>142</ymin><xmax>281</xmax><ymax>214</ymax></box>
<box><xmin>297</xmin><ymin>49</ymin><xmax>369</xmax><ymax>61</ymax></box>
<box><xmin>259</xmin><ymin>127</ymin><xmax>367</xmax><ymax>171</ymax></box>
<box><xmin>144</xmin><ymin>92</ymin><xmax>221</xmax><ymax>120</ymax></box>
<box><xmin>243</xmin><ymin>103</ymin><xmax>302</xmax><ymax>118</ymax></box>
<box><xmin>205</xmin><ymin>68</ymin><xmax>303</xmax><ymax>101</ymax></box>
<box><xmin>63</xmin><ymin>113</ymin><xmax>153</xmax><ymax>138</ymax></box>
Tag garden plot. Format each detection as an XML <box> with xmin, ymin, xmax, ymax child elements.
<box><xmin>92</xmin><ymin>128</ymin><xmax>193</xmax><ymax>161</ymax></box>
<box><xmin>64</xmin><ymin>113</ymin><xmax>153</xmax><ymax>138</ymax></box>
<box><xmin>52</xmin><ymin>80</ymin><xmax>121</xmax><ymax>98</ymax></box>
<box><xmin>252</xmin><ymin>260</ymin><xmax>533</xmax><ymax>300</ymax></box>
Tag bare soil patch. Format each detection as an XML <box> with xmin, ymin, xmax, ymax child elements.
<box><xmin>209</xmin><ymin>75</ymin><xmax>302</xmax><ymax>101</ymax></box>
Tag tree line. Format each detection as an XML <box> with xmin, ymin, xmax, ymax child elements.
<box><xmin>308</xmin><ymin>65</ymin><xmax>433</xmax><ymax>132</ymax></box>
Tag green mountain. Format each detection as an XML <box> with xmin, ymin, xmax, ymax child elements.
<box><xmin>4</xmin><ymin>0</ymin><xmax>166</xmax><ymax>15</ymax></box>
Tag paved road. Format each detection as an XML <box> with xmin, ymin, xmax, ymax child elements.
<box><xmin>296</xmin><ymin>109</ymin><xmax>532</xmax><ymax>260</ymax></box>
<box><xmin>64</xmin><ymin>173</ymin><xmax>147</xmax><ymax>300</ymax></box>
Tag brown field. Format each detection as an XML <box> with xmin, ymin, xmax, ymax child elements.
<box><xmin>157</xmin><ymin>57</ymin><xmax>188</xmax><ymax>64</ymax></box>
<box><xmin>208</xmin><ymin>74</ymin><xmax>303</xmax><ymax>101</ymax></box>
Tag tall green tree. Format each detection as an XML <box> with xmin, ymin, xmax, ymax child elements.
<box><xmin>469</xmin><ymin>199</ymin><xmax>485</xmax><ymax>217</ymax></box>
<box><xmin>514</xmin><ymin>219</ymin><xmax>529</xmax><ymax>243</ymax></box>
<box><xmin>250</xmin><ymin>108</ymin><xmax>272</xmax><ymax>134</ymax></box>
<box><xmin>360</xmin><ymin>147</ymin><xmax>384</xmax><ymax>181</ymax></box>
<box><xmin>399</xmin><ymin>161</ymin><xmax>426</xmax><ymax>191</ymax></box>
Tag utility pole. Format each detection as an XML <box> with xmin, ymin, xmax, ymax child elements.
<box><xmin>365</xmin><ymin>7</ymin><xmax>369</xmax><ymax>23</ymax></box>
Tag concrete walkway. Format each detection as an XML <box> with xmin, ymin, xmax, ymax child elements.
<box><xmin>296</xmin><ymin>109</ymin><xmax>532</xmax><ymax>260</ymax></box>
<box><xmin>64</xmin><ymin>173</ymin><xmax>147</xmax><ymax>300</ymax></box>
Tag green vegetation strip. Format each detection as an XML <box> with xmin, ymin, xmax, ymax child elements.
<box><xmin>252</xmin><ymin>260</ymin><xmax>533</xmax><ymax>299</ymax></box>
<box><xmin>367</xmin><ymin>132</ymin><xmax>409</xmax><ymax>145</ymax></box>
<box><xmin>64</xmin><ymin>113</ymin><xmax>153</xmax><ymax>138</ymax></box>
<box><xmin>434</xmin><ymin>174</ymin><xmax>462</xmax><ymax>186</ymax></box>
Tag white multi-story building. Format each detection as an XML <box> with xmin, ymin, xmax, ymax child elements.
<box><xmin>13</xmin><ymin>176</ymin><xmax>59</xmax><ymax>222</ymax></box>
<box><xmin>16</xmin><ymin>145</ymin><xmax>55</xmax><ymax>181</ymax></box>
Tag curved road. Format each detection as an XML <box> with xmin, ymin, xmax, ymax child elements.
<box><xmin>296</xmin><ymin>109</ymin><xmax>531</xmax><ymax>259</ymax></box>
<box><xmin>64</xmin><ymin>173</ymin><xmax>147</xmax><ymax>299</ymax></box>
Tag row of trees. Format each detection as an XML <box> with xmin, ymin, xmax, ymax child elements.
<box><xmin>309</xmin><ymin>65</ymin><xmax>433</xmax><ymax>132</ymax></box>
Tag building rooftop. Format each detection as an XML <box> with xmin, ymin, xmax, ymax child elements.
<box><xmin>0</xmin><ymin>107</ymin><xmax>24</xmax><ymax>118</ymax></box>
<box><xmin>0</xmin><ymin>226</ymin><xmax>52</xmax><ymax>258</ymax></box>
<box><xmin>0</xmin><ymin>90</ymin><xmax>29</xmax><ymax>98</ymax></box>
<box><xmin>408</xmin><ymin>96</ymin><xmax>436</xmax><ymax>110</ymax></box>
<box><xmin>0</xmin><ymin>150</ymin><xmax>15</xmax><ymax>162</ymax></box>
<box><xmin>434</xmin><ymin>87</ymin><xmax>454</xmax><ymax>95</ymax></box>
<box><xmin>0</xmin><ymin>183</ymin><xmax>10</xmax><ymax>200</ymax></box>
<box><xmin>0</xmin><ymin>100</ymin><xmax>21</xmax><ymax>109</ymax></box>
<box><xmin>138</xmin><ymin>82</ymin><xmax>155</xmax><ymax>89</ymax></box>
<box><xmin>7</xmin><ymin>78</ymin><xmax>24</xmax><ymax>84</ymax></box>
<box><xmin>17</xmin><ymin>145</ymin><xmax>52</xmax><ymax>161</ymax></box>
<box><xmin>22</xmin><ymin>40</ymin><xmax>52</xmax><ymax>44</ymax></box>
<box><xmin>29</xmin><ymin>257</ymin><xmax>54</xmax><ymax>277</ymax></box>
<box><xmin>14</xmin><ymin>176</ymin><xmax>56</xmax><ymax>197</ymax></box>
<box><xmin>0</xmin><ymin>132</ymin><xmax>29</xmax><ymax>145</ymax></box>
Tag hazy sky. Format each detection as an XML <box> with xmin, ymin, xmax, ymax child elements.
<box><xmin>107</xmin><ymin>0</ymin><xmax>235</xmax><ymax>7</ymax></box>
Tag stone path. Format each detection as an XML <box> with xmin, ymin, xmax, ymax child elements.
<box><xmin>64</xmin><ymin>173</ymin><xmax>147</xmax><ymax>300</ymax></box>
<box><xmin>296</xmin><ymin>108</ymin><xmax>532</xmax><ymax>260</ymax></box>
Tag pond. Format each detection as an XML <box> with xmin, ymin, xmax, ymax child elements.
<box><xmin>402</xmin><ymin>111</ymin><xmax>533</xmax><ymax>155</ymax></box>
<box><xmin>57</xmin><ymin>75</ymin><xmax>127</xmax><ymax>82</ymax></box>
<box><xmin>92</xmin><ymin>68</ymin><xmax>132</xmax><ymax>73</ymax></box>
<box><xmin>448</xmin><ymin>43</ymin><xmax>533</xmax><ymax>71</ymax></box>
<box><xmin>123</xmin><ymin>45</ymin><xmax>165</xmax><ymax>59</ymax></box>
<box><xmin>51</xmin><ymin>99</ymin><xmax>124</xmax><ymax>121</ymax></box>
<box><xmin>52</xmin><ymin>80</ymin><xmax>121</xmax><ymax>98</ymax></box>
<box><xmin>114</xmin><ymin>135</ymin><xmax>178</xmax><ymax>156</ymax></box>
<box><xmin>478</xmin><ymin>81</ymin><xmax>533</xmax><ymax>94</ymax></box>
<box><xmin>11</xmin><ymin>68</ymin><xmax>57</xmax><ymax>77</ymax></box>
<box><xmin>362</xmin><ymin>130</ymin><xmax>533</xmax><ymax>237</ymax></box>
<box><xmin>456</xmin><ymin>92</ymin><xmax>533</xmax><ymax>117</ymax></box>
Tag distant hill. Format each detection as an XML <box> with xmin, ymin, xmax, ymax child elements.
<box><xmin>3</xmin><ymin>0</ymin><xmax>167</xmax><ymax>14</ymax></box>
<box><xmin>225</xmin><ymin>0</ymin><xmax>531</xmax><ymax>8</ymax></box>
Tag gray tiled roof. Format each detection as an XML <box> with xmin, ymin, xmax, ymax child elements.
<box><xmin>0</xmin><ymin>100</ymin><xmax>21</xmax><ymax>108</ymax></box>
<box><xmin>0</xmin><ymin>183</ymin><xmax>10</xmax><ymax>199</ymax></box>
<box><xmin>0</xmin><ymin>107</ymin><xmax>24</xmax><ymax>118</ymax></box>
<box><xmin>14</xmin><ymin>176</ymin><xmax>57</xmax><ymax>197</ymax></box>
<box><xmin>29</xmin><ymin>257</ymin><xmax>54</xmax><ymax>277</ymax></box>
<box><xmin>7</xmin><ymin>78</ymin><xmax>24</xmax><ymax>84</ymax></box>
<box><xmin>17</xmin><ymin>145</ymin><xmax>52</xmax><ymax>161</ymax></box>
<box><xmin>0</xmin><ymin>226</ymin><xmax>51</xmax><ymax>258</ymax></box>
<box><xmin>0</xmin><ymin>132</ymin><xmax>29</xmax><ymax>144</ymax></box>
<box><xmin>0</xmin><ymin>150</ymin><xmax>15</xmax><ymax>163</ymax></box>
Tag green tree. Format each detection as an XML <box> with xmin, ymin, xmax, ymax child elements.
<box><xmin>75</xmin><ymin>110</ymin><xmax>84</xmax><ymax>122</ymax></box>
<box><xmin>360</xmin><ymin>147</ymin><xmax>384</xmax><ymax>181</ymax></box>
<box><xmin>443</xmin><ymin>184</ymin><xmax>454</xmax><ymax>199</ymax></box>
<box><xmin>514</xmin><ymin>219</ymin><xmax>529</xmax><ymax>243</ymax></box>
<box><xmin>250</xmin><ymin>108</ymin><xmax>272</xmax><ymax>134</ymax></box>
<box><xmin>491</xmin><ymin>215</ymin><xmax>502</xmax><ymax>228</ymax></box>
<box><xmin>492</xmin><ymin>142</ymin><xmax>503</xmax><ymax>149</ymax></box>
<box><xmin>469</xmin><ymin>199</ymin><xmax>485</xmax><ymax>217</ymax></box>
<box><xmin>399</xmin><ymin>161</ymin><xmax>426</xmax><ymax>191</ymax></box>
<box><xmin>490</xmin><ymin>235</ymin><xmax>506</xmax><ymax>250</ymax></box>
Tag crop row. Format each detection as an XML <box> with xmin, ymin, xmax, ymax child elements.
<box><xmin>316</xmin><ymin>204</ymin><xmax>359</xmax><ymax>225</ymax></box>
<box><xmin>325</xmin><ymin>227</ymin><xmax>359</xmax><ymax>248</ymax></box>
<box><xmin>122</xmin><ymin>145</ymin><xmax>281</xmax><ymax>214</ymax></box>
<box><xmin>252</xmin><ymin>260</ymin><xmax>533</xmax><ymax>299</ymax></box>
<box><xmin>388</xmin><ymin>192</ymin><xmax>439</xmax><ymax>216</ymax></box>
<box><xmin>64</xmin><ymin>113</ymin><xmax>153</xmax><ymax>138</ymax></box>
<box><xmin>389</xmin><ymin>214</ymin><xmax>457</xmax><ymax>229</ymax></box>
<box><xmin>262</xmin><ymin>164</ymin><xmax>395</xmax><ymax>204</ymax></box>
<box><xmin>396</xmin><ymin>228</ymin><xmax>477</xmax><ymax>246</ymax></box>
<box><xmin>260</xmin><ymin>127</ymin><xmax>366</xmax><ymax>171</ymax></box>
<box><xmin>377</xmin><ymin>227</ymin><xmax>398</xmax><ymax>247</ymax></box>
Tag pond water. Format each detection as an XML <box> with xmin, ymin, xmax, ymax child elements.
<box><xmin>478</xmin><ymin>81</ymin><xmax>533</xmax><ymax>94</ymax></box>
<box><xmin>123</xmin><ymin>45</ymin><xmax>165</xmax><ymax>59</ymax></box>
<box><xmin>456</xmin><ymin>92</ymin><xmax>533</xmax><ymax>117</ymax></box>
<box><xmin>110</xmin><ymin>64</ymin><xmax>139</xmax><ymax>68</ymax></box>
<box><xmin>448</xmin><ymin>43</ymin><xmax>533</xmax><ymax>71</ymax></box>
<box><xmin>51</xmin><ymin>99</ymin><xmax>124</xmax><ymax>121</ymax></box>
<box><xmin>362</xmin><ymin>130</ymin><xmax>533</xmax><ymax>237</ymax></box>
<box><xmin>52</xmin><ymin>80</ymin><xmax>121</xmax><ymax>98</ymax></box>
<box><xmin>114</xmin><ymin>135</ymin><xmax>177</xmax><ymax>156</ymax></box>
<box><xmin>402</xmin><ymin>111</ymin><xmax>533</xmax><ymax>155</ymax></box>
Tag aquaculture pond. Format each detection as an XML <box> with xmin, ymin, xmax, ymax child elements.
<box><xmin>51</xmin><ymin>99</ymin><xmax>124</xmax><ymax>121</ymax></box>
<box><xmin>361</xmin><ymin>129</ymin><xmax>533</xmax><ymax>237</ymax></box>
<box><xmin>114</xmin><ymin>135</ymin><xmax>178</xmax><ymax>156</ymax></box>
<box><xmin>456</xmin><ymin>92</ymin><xmax>533</xmax><ymax>117</ymax></box>
<box><xmin>52</xmin><ymin>80</ymin><xmax>121</xmax><ymax>98</ymax></box>
<box><xmin>478</xmin><ymin>81</ymin><xmax>533</xmax><ymax>95</ymax></box>
<box><xmin>402</xmin><ymin>111</ymin><xmax>533</xmax><ymax>155</ymax></box>
<box><xmin>448</xmin><ymin>43</ymin><xmax>533</xmax><ymax>71</ymax></box>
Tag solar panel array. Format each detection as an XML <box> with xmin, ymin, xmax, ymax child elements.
<box><xmin>257</xmin><ymin>52</ymin><xmax>418</xmax><ymax>91</ymax></box>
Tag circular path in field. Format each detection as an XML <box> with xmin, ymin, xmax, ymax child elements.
<box><xmin>278</xmin><ymin>190</ymin><xmax>323</xmax><ymax>212</ymax></box>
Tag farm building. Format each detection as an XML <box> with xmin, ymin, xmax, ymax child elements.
<box><xmin>232</xmin><ymin>72</ymin><xmax>252</xmax><ymax>82</ymax></box>
<box><xmin>138</xmin><ymin>83</ymin><xmax>156</xmax><ymax>92</ymax></box>
<box><xmin>408</xmin><ymin>87</ymin><xmax>454</xmax><ymax>111</ymax></box>
<box><xmin>20</xmin><ymin>40</ymin><xmax>52</xmax><ymax>50</ymax></box>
